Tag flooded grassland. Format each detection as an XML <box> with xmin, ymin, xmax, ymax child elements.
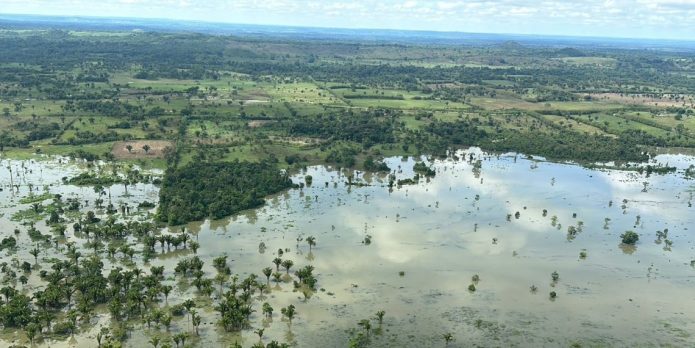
<box><xmin>1</xmin><ymin>150</ymin><xmax>694</xmax><ymax>347</ymax></box>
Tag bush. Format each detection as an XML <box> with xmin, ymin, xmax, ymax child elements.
<box><xmin>620</xmin><ymin>231</ymin><xmax>639</xmax><ymax>245</ymax></box>
<box><xmin>0</xmin><ymin>236</ymin><xmax>17</xmax><ymax>250</ymax></box>
<box><xmin>413</xmin><ymin>162</ymin><xmax>436</xmax><ymax>177</ymax></box>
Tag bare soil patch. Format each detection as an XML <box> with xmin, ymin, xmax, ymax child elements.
<box><xmin>268</xmin><ymin>135</ymin><xmax>324</xmax><ymax>146</ymax></box>
<box><xmin>112</xmin><ymin>140</ymin><xmax>174</xmax><ymax>159</ymax></box>
<box><xmin>248</xmin><ymin>120</ymin><xmax>275</xmax><ymax>128</ymax></box>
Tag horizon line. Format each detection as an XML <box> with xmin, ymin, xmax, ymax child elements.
<box><xmin>1</xmin><ymin>12</ymin><xmax>695</xmax><ymax>45</ymax></box>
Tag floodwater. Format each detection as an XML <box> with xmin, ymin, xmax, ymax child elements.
<box><xmin>1</xmin><ymin>149</ymin><xmax>694</xmax><ymax>347</ymax></box>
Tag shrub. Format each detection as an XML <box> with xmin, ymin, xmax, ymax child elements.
<box><xmin>621</xmin><ymin>231</ymin><xmax>639</xmax><ymax>245</ymax></box>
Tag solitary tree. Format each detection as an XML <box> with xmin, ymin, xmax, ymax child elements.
<box><xmin>254</xmin><ymin>328</ymin><xmax>264</xmax><ymax>340</ymax></box>
<box><xmin>281</xmin><ymin>304</ymin><xmax>296</xmax><ymax>324</ymax></box>
<box><xmin>30</xmin><ymin>247</ymin><xmax>40</xmax><ymax>263</ymax></box>
<box><xmin>621</xmin><ymin>231</ymin><xmax>639</xmax><ymax>245</ymax></box>
<box><xmin>358</xmin><ymin>319</ymin><xmax>371</xmax><ymax>333</ymax></box>
<box><xmin>143</xmin><ymin>144</ymin><xmax>151</xmax><ymax>154</ymax></box>
<box><xmin>306</xmin><ymin>236</ymin><xmax>316</xmax><ymax>251</ymax></box>
<box><xmin>262</xmin><ymin>302</ymin><xmax>273</xmax><ymax>318</ymax></box>
<box><xmin>126</xmin><ymin>144</ymin><xmax>133</xmax><ymax>153</ymax></box>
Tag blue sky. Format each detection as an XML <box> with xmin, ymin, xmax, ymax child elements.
<box><xmin>2</xmin><ymin>0</ymin><xmax>695</xmax><ymax>40</ymax></box>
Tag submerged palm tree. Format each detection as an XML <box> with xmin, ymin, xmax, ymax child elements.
<box><xmin>281</xmin><ymin>260</ymin><xmax>294</xmax><ymax>274</ymax></box>
<box><xmin>272</xmin><ymin>257</ymin><xmax>282</xmax><ymax>271</ymax></box>
<box><xmin>254</xmin><ymin>328</ymin><xmax>264</xmax><ymax>340</ymax></box>
<box><xmin>30</xmin><ymin>247</ymin><xmax>40</xmax><ymax>263</ymax></box>
<box><xmin>262</xmin><ymin>267</ymin><xmax>273</xmax><ymax>285</ymax></box>
<box><xmin>149</xmin><ymin>336</ymin><xmax>160</xmax><ymax>348</ymax></box>
<box><xmin>281</xmin><ymin>304</ymin><xmax>296</xmax><ymax>324</ymax></box>
<box><xmin>306</xmin><ymin>236</ymin><xmax>316</xmax><ymax>251</ymax></box>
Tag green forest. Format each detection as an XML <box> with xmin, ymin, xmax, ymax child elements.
<box><xmin>158</xmin><ymin>161</ymin><xmax>295</xmax><ymax>225</ymax></box>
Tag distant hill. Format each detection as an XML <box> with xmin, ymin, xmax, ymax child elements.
<box><xmin>555</xmin><ymin>47</ymin><xmax>586</xmax><ymax>57</ymax></box>
<box><xmin>0</xmin><ymin>13</ymin><xmax>694</xmax><ymax>51</ymax></box>
<box><xmin>498</xmin><ymin>41</ymin><xmax>526</xmax><ymax>50</ymax></box>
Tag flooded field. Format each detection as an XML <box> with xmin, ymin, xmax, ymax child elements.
<box><xmin>1</xmin><ymin>150</ymin><xmax>694</xmax><ymax>347</ymax></box>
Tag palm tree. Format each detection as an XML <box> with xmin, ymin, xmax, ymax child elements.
<box><xmin>30</xmin><ymin>247</ymin><xmax>40</xmax><ymax>264</ymax></box>
<box><xmin>26</xmin><ymin>322</ymin><xmax>39</xmax><ymax>345</ymax></box>
<box><xmin>1</xmin><ymin>286</ymin><xmax>16</xmax><ymax>303</ymax></box>
<box><xmin>272</xmin><ymin>272</ymin><xmax>282</xmax><ymax>284</ymax></box>
<box><xmin>183</xmin><ymin>299</ymin><xmax>195</xmax><ymax>323</ymax></box>
<box><xmin>262</xmin><ymin>302</ymin><xmax>273</xmax><ymax>318</ymax></box>
<box><xmin>281</xmin><ymin>260</ymin><xmax>294</xmax><ymax>274</ymax></box>
<box><xmin>149</xmin><ymin>336</ymin><xmax>161</xmax><ymax>348</ymax></box>
<box><xmin>191</xmin><ymin>311</ymin><xmax>201</xmax><ymax>336</ymax></box>
<box><xmin>190</xmin><ymin>241</ymin><xmax>199</xmax><ymax>254</ymax></box>
<box><xmin>306</xmin><ymin>236</ymin><xmax>316</xmax><ymax>251</ymax></box>
<box><xmin>173</xmin><ymin>333</ymin><xmax>188</xmax><ymax>348</ymax></box>
<box><xmin>162</xmin><ymin>314</ymin><xmax>172</xmax><ymax>331</ymax></box>
<box><xmin>258</xmin><ymin>283</ymin><xmax>268</xmax><ymax>297</ymax></box>
<box><xmin>254</xmin><ymin>328</ymin><xmax>264</xmax><ymax>340</ymax></box>
<box><xmin>180</xmin><ymin>233</ymin><xmax>189</xmax><ymax>249</ymax></box>
<box><xmin>281</xmin><ymin>304</ymin><xmax>296</xmax><ymax>324</ymax></box>
<box><xmin>262</xmin><ymin>267</ymin><xmax>272</xmax><ymax>285</ymax></box>
<box><xmin>358</xmin><ymin>319</ymin><xmax>371</xmax><ymax>333</ymax></box>
<box><xmin>161</xmin><ymin>285</ymin><xmax>172</xmax><ymax>302</ymax></box>
<box><xmin>272</xmin><ymin>257</ymin><xmax>282</xmax><ymax>271</ymax></box>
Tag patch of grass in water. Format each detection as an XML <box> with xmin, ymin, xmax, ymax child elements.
<box><xmin>11</xmin><ymin>208</ymin><xmax>44</xmax><ymax>222</ymax></box>
<box><xmin>19</xmin><ymin>192</ymin><xmax>54</xmax><ymax>204</ymax></box>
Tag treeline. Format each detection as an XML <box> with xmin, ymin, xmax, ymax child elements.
<box><xmin>2</xmin><ymin>31</ymin><xmax>695</xmax><ymax>93</ymax></box>
<box><xmin>279</xmin><ymin>110</ymin><xmax>398</xmax><ymax>146</ymax></box>
<box><xmin>158</xmin><ymin>160</ymin><xmax>296</xmax><ymax>225</ymax></box>
<box><xmin>425</xmin><ymin>119</ymin><xmax>647</xmax><ymax>162</ymax></box>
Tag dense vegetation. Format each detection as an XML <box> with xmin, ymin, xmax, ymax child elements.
<box><xmin>158</xmin><ymin>160</ymin><xmax>295</xmax><ymax>224</ymax></box>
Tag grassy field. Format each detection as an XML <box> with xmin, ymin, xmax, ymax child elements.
<box><xmin>1</xmin><ymin>29</ymin><xmax>694</xmax><ymax>168</ymax></box>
